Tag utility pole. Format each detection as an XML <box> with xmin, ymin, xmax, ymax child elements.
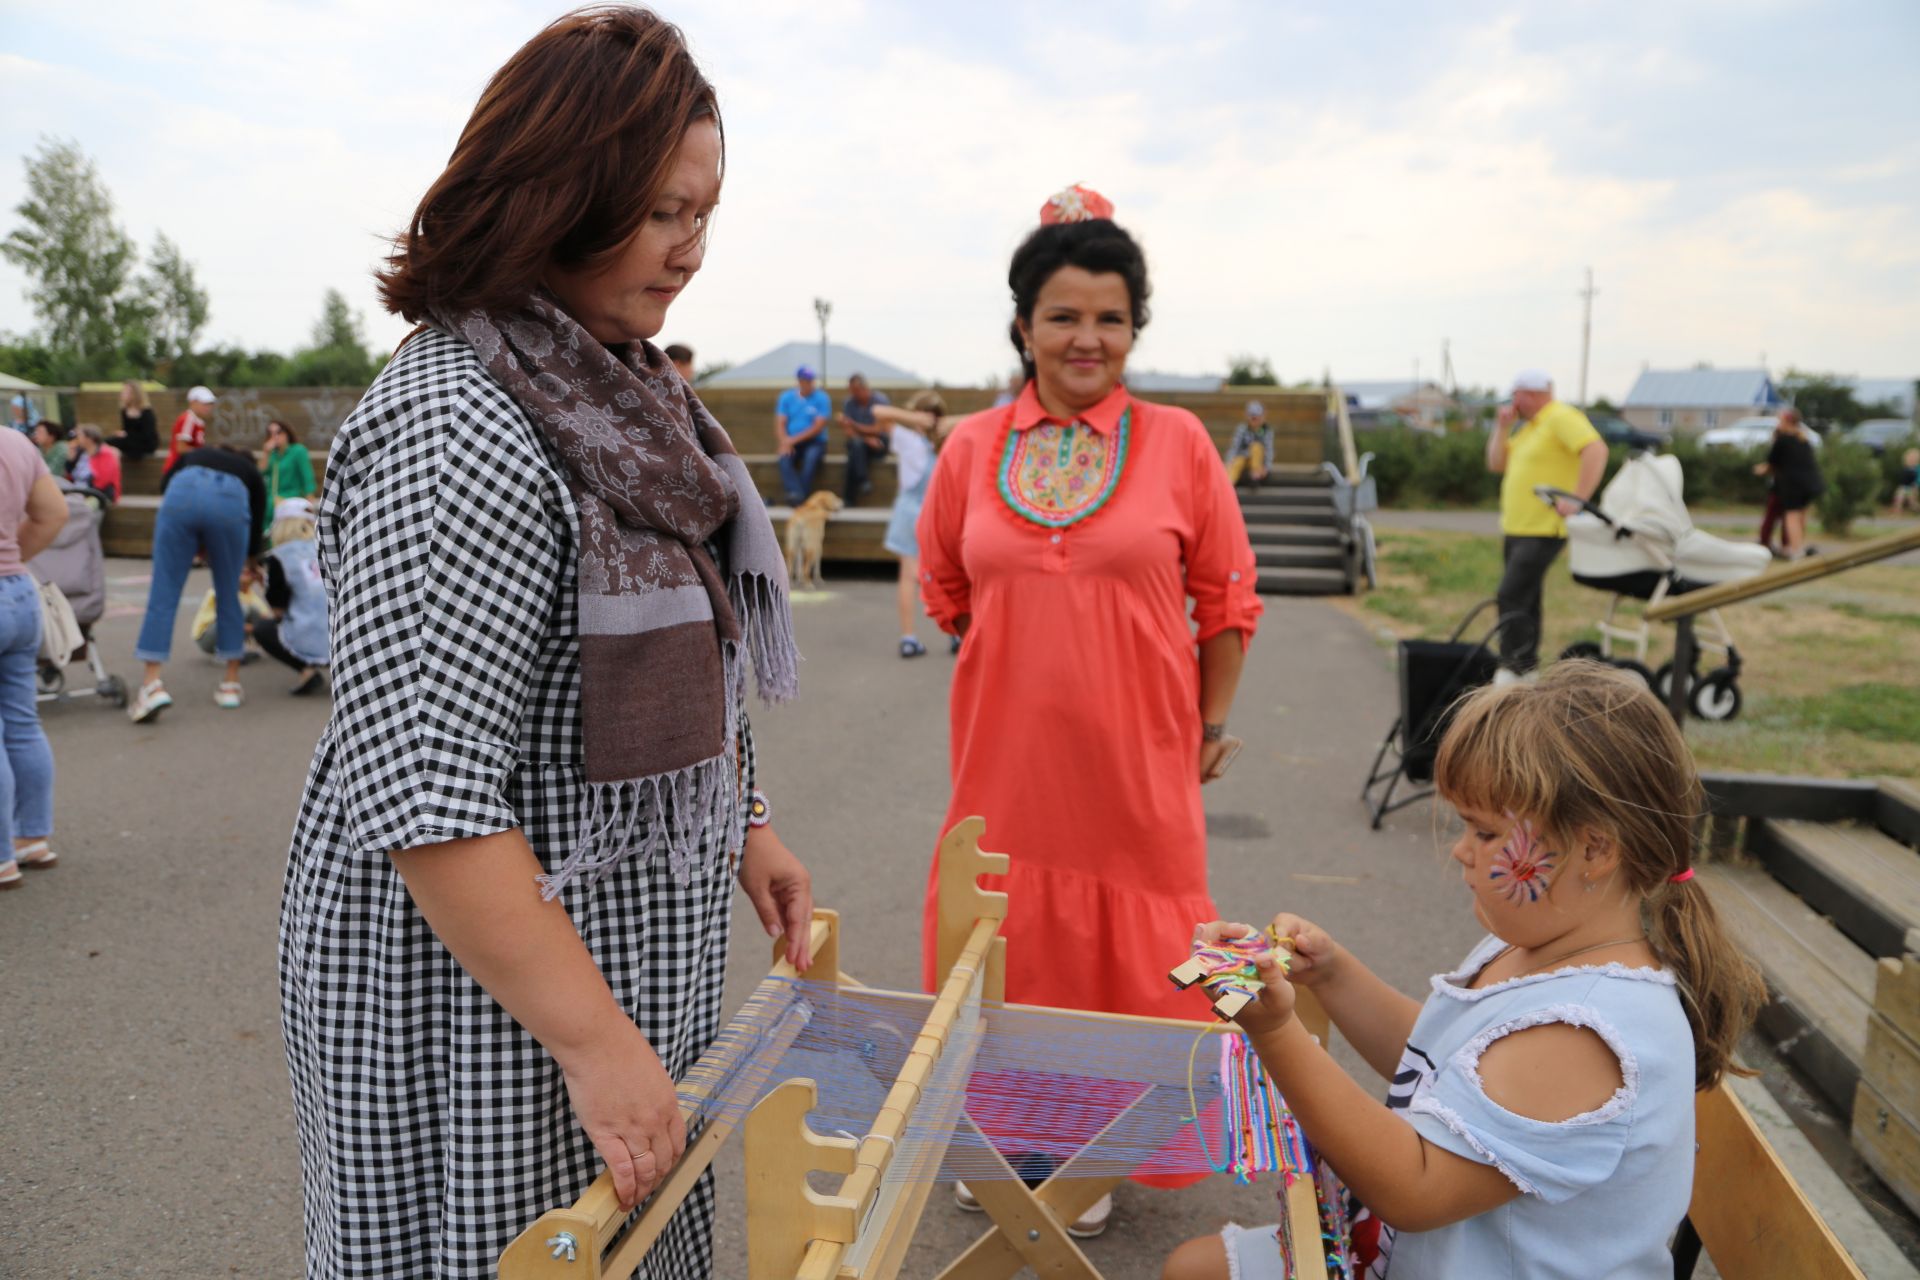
<box><xmin>813</xmin><ymin>297</ymin><xmax>832</xmax><ymax>388</ymax></box>
<box><xmin>1578</xmin><ymin>267</ymin><xmax>1598</xmax><ymax>406</ymax></box>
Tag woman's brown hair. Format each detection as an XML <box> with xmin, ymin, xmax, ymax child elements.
<box><xmin>1434</xmin><ymin>661</ymin><xmax>1765</xmax><ymax>1090</ymax></box>
<box><xmin>377</xmin><ymin>6</ymin><xmax>722</xmax><ymax>322</ymax></box>
<box><xmin>267</xmin><ymin>418</ymin><xmax>299</xmax><ymax>446</ymax></box>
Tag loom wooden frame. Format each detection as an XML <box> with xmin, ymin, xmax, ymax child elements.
<box><xmin>499</xmin><ymin>817</ymin><xmax>1333</xmax><ymax>1280</ymax></box>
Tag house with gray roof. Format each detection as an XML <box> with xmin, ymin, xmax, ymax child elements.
<box><xmin>700</xmin><ymin>341</ymin><xmax>920</xmax><ymax>390</ymax></box>
<box><xmin>1621</xmin><ymin>367</ymin><xmax>1784</xmax><ymax>436</ymax></box>
<box><xmin>1842</xmin><ymin>377</ymin><xmax>1917</xmax><ymax>419</ymax></box>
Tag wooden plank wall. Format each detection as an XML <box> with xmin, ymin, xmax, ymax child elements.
<box><xmin>78</xmin><ymin>385</ymin><xmax>1328</xmax><ymax>465</ymax></box>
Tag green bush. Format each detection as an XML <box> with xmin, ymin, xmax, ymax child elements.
<box><xmin>1354</xmin><ymin>428</ymin><xmax>1499</xmax><ymax>507</ymax></box>
<box><xmin>1874</xmin><ymin>430</ymin><xmax>1920</xmax><ymax>503</ymax></box>
<box><xmin>1663</xmin><ymin>435</ymin><xmax>1771</xmax><ymax>507</ymax></box>
<box><xmin>1817</xmin><ymin>441</ymin><xmax>1884</xmax><ymax>537</ymax></box>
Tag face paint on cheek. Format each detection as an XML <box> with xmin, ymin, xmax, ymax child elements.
<box><xmin>1489</xmin><ymin>814</ymin><xmax>1558</xmax><ymax>905</ymax></box>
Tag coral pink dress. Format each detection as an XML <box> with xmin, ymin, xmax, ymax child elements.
<box><xmin>917</xmin><ymin>381</ymin><xmax>1262</xmax><ymax>1020</ymax></box>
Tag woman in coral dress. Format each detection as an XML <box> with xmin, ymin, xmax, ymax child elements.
<box><xmin>916</xmin><ymin>188</ymin><xmax>1263</xmax><ymax>1230</ymax></box>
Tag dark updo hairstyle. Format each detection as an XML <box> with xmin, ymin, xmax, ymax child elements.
<box><xmin>1007</xmin><ymin>219</ymin><xmax>1152</xmax><ymax>382</ymax></box>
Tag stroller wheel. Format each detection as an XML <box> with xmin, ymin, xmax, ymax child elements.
<box><xmin>36</xmin><ymin>664</ymin><xmax>65</xmax><ymax>696</ymax></box>
<box><xmin>1653</xmin><ymin>661</ymin><xmax>1687</xmax><ymax>703</ymax></box>
<box><xmin>1690</xmin><ymin>669</ymin><xmax>1742</xmax><ymax>722</ymax></box>
<box><xmin>1610</xmin><ymin>659</ymin><xmax>1655</xmax><ymax>691</ymax></box>
<box><xmin>101</xmin><ymin>675</ymin><xmax>129</xmax><ymax>708</ymax></box>
<box><xmin>1559</xmin><ymin>642</ymin><xmax>1604</xmax><ymax>663</ymax></box>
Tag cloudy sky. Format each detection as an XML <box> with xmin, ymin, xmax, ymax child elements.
<box><xmin>2</xmin><ymin>0</ymin><xmax>1916</xmax><ymax>398</ymax></box>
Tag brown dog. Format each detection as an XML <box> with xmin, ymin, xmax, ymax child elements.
<box><xmin>784</xmin><ymin>491</ymin><xmax>843</xmax><ymax>590</ymax></box>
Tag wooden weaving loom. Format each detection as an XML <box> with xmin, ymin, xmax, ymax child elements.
<box><xmin>499</xmin><ymin>817</ymin><xmax>1332</xmax><ymax>1280</ymax></box>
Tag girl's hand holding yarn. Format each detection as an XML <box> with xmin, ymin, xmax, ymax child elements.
<box><xmin>1264</xmin><ymin>912</ymin><xmax>1339</xmax><ymax>989</ymax></box>
<box><xmin>1190</xmin><ymin>921</ymin><xmax>1297</xmax><ymax>1037</ymax></box>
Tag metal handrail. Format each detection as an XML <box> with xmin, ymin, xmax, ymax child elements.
<box><xmin>1644</xmin><ymin>525</ymin><xmax>1920</xmax><ymax>622</ymax></box>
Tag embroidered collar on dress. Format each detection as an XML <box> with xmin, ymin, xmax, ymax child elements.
<box><xmin>998</xmin><ymin>383</ymin><xmax>1133</xmax><ymax>529</ymax></box>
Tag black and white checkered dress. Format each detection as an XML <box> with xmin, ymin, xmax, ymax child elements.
<box><xmin>278</xmin><ymin>329</ymin><xmax>744</xmax><ymax>1279</ymax></box>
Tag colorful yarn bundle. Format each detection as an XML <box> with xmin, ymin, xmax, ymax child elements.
<box><xmin>1219</xmin><ymin>1032</ymin><xmax>1311</xmax><ymax>1184</ymax></box>
<box><xmin>1168</xmin><ymin>928</ymin><xmax>1290</xmax><ymax>1022</ymax></box>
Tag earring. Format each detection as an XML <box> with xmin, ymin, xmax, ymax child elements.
<box><xmin>1583</xmin><ymin>877</ymin><xmax>1595</xmax><ymax>893</ymax></box>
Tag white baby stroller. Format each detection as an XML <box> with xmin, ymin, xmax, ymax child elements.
<box><xmin>30</xmin><ymin>481</ymin><xmax>128</xmax><ymax>708</ymax></box>
<box><xmin>1536</xmin><ymin>452</ymin><xmax>1771</xmax><ymax>720</ymax></box>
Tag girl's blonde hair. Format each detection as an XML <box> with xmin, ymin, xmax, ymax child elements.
<box><xmin>1434</xmin><ymin>660</ymin><xmax>1763</xmax><ymax>1090</ymax></box>
<box><xmin>122</xmin><ymin>380</ymin><xmax>150</xmax><ymax>411</ymax></box>
<box><xmin>271</xmin><ymin>516</ymin><xmax>317</xmax><ymax>546</ymax></box>
<box><xmin>907</xmin><ymin>390</ymin><xmax>946</xmax><ymax>416</ymax></box>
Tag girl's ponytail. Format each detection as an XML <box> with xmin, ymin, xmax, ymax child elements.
<box><xmin>1647</xmin><ymin>872</ymin><xmax>1766</xmax><ymax>1090</ymax></box>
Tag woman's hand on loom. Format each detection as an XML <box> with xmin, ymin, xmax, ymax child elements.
<box><xmin>557</xmin><ymin>1019</ymin><xmax>687</xmax><ymax>1211</ymax></box>
<box><xmin>739</xmin><ymin>825</ymin><xmax>815</xmax><ymax>972</ymax></box>
<box><xmin>1195</xmin><ymin>921</ymin><xmax>1298</xmax><ymax>1036</ymax></box>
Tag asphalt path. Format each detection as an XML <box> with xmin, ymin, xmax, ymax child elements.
<box><xmin>1</xmin><ymin>561</ymin><xmax>1482</xmax><ymax>1279</ymax></box>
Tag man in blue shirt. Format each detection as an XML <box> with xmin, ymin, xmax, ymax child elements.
<box><xmin>838</xmin><ymin>372</ymin><xmax>891</xmax><ymax>502</ymax></box>
<box><xmin>775</xmin><ymin>364</ymin><xmax>832</xmax><ymax>504</ymax></box>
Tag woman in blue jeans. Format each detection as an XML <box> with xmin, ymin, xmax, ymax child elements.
<box><xmin>130</xmin><ymin>445</ymin><xmax>267</xmax><ymax>721</ymax></box>
<box><xmin>0</xmin><ymin>427</ymin><xmax>69</xmax><ymax>888</ymax></box>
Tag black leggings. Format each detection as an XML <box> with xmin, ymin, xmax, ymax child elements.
<box><xmin>252</xmin><ymin>617</ymin><xmax>314</xmax><ymax>673</ymax></box>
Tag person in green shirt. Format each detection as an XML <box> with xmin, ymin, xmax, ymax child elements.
<box><xmin>1484</xmin><ymin>370</ymin><xmax>1606</xmax><ymax>677</ymax></box>
<box><xmin>31</xmin><ymin>420</ymin><xmax>68</xmax><ymax>478</ymax></box>
<box><xmin>261</xmin><ymin>419</ymin><xmax>317</xmax><ymax>541</ymax></box>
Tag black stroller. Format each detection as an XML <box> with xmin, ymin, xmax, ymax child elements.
<box><xmin>1361</xmin><ymin>599</ymin><xmax>1502</xmax><ymax>828</ymax></box>
<box><xmin>30</xmin><ymin>482</ymin><xmax>128</xmax><ymax>708</ymax></box>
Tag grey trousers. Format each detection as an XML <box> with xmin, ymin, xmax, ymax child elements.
<box><xmin>1497</xmin><ymin>535</ymin><xmax>1566</xmax><ymax>672</ymax></box>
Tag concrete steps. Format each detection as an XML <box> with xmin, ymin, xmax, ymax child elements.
<box><xmin>1236</xmin><ymin>481</ymin><xmax>1352</xmax><ymax>596</ymax></box>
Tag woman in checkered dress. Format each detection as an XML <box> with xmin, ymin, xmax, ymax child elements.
<box><xmin>277</xmin><ymin>12</ymin><xmax>812</xmax><ymax>1278</ymax></box>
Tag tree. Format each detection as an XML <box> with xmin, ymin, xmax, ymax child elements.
<box><xmin>284</xmin><ymin>289</ymin><xmax>377</xmax><ymax>385</ymax></box>
<box><xmin>1227</xmin><ymin>353</ymin><xmax>1278</xmax><ymax>386</ymax></box>
<box><xmin>1</xmin><ymin>138</ymin><xmax>140</xmax><ymax>371</ymax></box>
<box><xmin>137</xmin><ymin>232</ymin><xmax>210</xmax><ymax>365</ymax></box>
<box><xmin>1780</xmin><ymin>370</ymin><xmax>1874</xmax><ymax>431</ymax></box>
<box><xmin>310</xmin><ymin>287</ymin><xmax>366</xmax><ymax>352</ymax></box>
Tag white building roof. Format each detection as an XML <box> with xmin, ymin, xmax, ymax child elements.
<box><xmin>702</xmin><ymin>341</ymin><xmax>920</xmax><ymax>389</ymax></box>
<box><xmin>1126</xmin><ymin>370</ymin><xmax>1223</xmax><ymax>392</ymax></box>
<box><xmin>1623</xmin><ymin>368</ymin><xmax>1782</xmax><ymax>409</ymax></box>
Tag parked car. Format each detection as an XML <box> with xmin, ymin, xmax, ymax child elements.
<box><xmin>1699</xmin><ymin>415</ymin><xmax>1822</xmax><ymax>451</ymax></box>
<box><xmin>1586</xmin><ymin>412</ymin><xmax>1666</xmax><ymax>451</ymax></box>
<box><xmin>1843</xmin><ymin>418</ymin><xmax>1917</xmax><ymax>455</ymax></box>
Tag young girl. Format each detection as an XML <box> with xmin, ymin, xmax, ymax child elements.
<box><xmin>1165</xmin><ymin>662</ymin><xmax>1763</xmax><ymax>1280</ymax></box>
<box><xmin>870</xmin><ymin>392</ymin><xmax>947</xmax><ymax>658</ymax></box>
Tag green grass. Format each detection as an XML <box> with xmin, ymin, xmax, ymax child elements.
<box><xmin>1333</xmin><ymin>527</ymin><xmax>1920</xmax><ymax>781</ymax></box>
<box><xmin>1832</xmin><ymin>602</ymin><xmax>1920</xmax><ymax>629</ymax></box>
<box><xmin>1758</xmin><ymin>683</ymin><xmax>1920</xmax><ymax>744</ymax></box>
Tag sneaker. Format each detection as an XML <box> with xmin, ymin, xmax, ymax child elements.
<box><xmin>214</xmin><ymin>682</ymin><xmax>244</xmax><ymax>709</ymax></box>
<box><xmin>1067</xmin><ymin>1192</ymin><xmax>1113</xmax><ymax>1239</ymax></box>
<box><xmin>129</xmin><ymin>680</ymin><xmax>172</xmax><ymax>724</ymax></box>
<box><xmin>291</xmin><ymin>669</ymin><xmax>325</xmax><ymax>697</ymax></box>
<box><xmin>900</xmin><ymin>636</ymin><xmax>927</xmax><ymax>659</ymax></box>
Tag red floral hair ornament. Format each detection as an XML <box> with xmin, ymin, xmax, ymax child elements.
<box><xmin>1040</xmin><ymin>184</ymin><xmax>1115</xmax><ymax>225</ymax></box>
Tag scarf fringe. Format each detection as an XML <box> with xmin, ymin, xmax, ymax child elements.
<box><xmin>732</xmin><ymin>571</ymin><xmax>800</xmax><ymax>703</ymax></box>
<box><xmin>536</xmin><ymin>751</ymin><xmax>744</xmax><ymax>901</ymax></box>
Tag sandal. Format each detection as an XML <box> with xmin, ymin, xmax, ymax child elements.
<box><xmin>15</xmin><ymin>840</ymin><xmax>56</xmax><ymax>870</ymax></box>
<box><xmin>0</xmin><ymin>859</ymin><xmax>20</xmax><ymax>890</ymax></box>
<box><xmin>215</xmin><ymin>682</ymin><xmax>244</xmax><ymax>709</ymax></box>
<box><xmin>128</xmin><ymin>679</ymin><xmax>172</xmax><ymax>724</ymax></box>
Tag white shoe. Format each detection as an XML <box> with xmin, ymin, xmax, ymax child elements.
<box><xmin>1067</xmin><ymin>1192</ymin><xmax>1112</xmax><ymax>1239</ymax></box>
<box><xmin>954</xmin><ymin>1181</ymin><xmax>983</xmax><ymax>1212</ymax></box>
<box><xmin>0</xmin><ymin>858</ymin><xmax>20</xmax><ymax>890</ymax></box>
<box><xmin>214</xmin><ymin>682</ymin><xmax>244</xmax><ymax>709</ymax></box>
<box><xmin>128</xmin><ymin>680</ymin><xmax>172</xmax><ymax>723</ymax></box>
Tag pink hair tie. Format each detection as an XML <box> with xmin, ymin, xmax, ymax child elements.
<box><xmin>1669</xmin><ymin>867</ymin><xmax>1695</xmax><ymax>884</ymax></box>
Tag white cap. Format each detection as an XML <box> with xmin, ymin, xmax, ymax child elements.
<box><xmin>187</xmin><ymin>385</ymin><xmax>218</xmax><ymax>405</ymax></box>
<box><xmin>274</xmin><ymin>497</ymin><xmax>315</xmax><ymax>523</ymax></box>
<box><xmin>1512</xmin><ymin>369</ymin><xmax>1552</xmax><ymax>392</ymax></box>
<box><xmin>1245</xmin><ymin>400</ymin><xmax>1265</xmax><ymax>416</ymax></box>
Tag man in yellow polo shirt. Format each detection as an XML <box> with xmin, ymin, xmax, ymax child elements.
<box><xmin>1485</xmin><ymin>369</ymin><xmax>1607</xmax><ymax>677</ymax></box>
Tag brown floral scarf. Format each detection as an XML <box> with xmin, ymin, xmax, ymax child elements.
<box><xmin>452</xmin><ymin>293</ymin><xmax>797</xmax><ymax>896</ymax></box>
